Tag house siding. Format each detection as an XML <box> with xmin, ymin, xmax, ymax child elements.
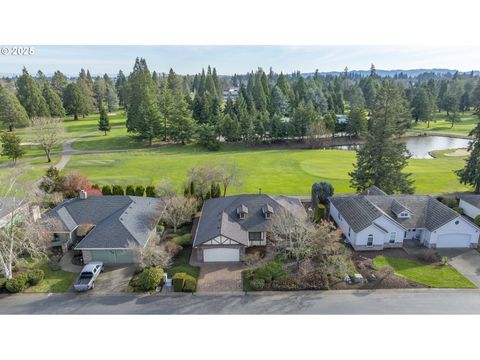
<box><xmin>459</xmin><ymin>199</ymin><xmax>480</xmax><ymax>219</ymax></box>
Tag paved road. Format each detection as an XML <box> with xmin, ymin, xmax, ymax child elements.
<box><xmin>2</xmin><ymin>289</ymin><xmax>480</xmax><ymax>314</ymax></box>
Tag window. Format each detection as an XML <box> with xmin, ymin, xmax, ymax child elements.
<box><xmin>389</xmin><ymin>232</ymin><xmax>396</xmax><ymax>243</ymax></box>
<box><xmin>367</xmin><ymin>234</ymin><xmax>374</xmax><ymax>247</ymax></box>
<box><xmin>348</xmin><ymin>227</ymin><xmax>351</xmax><ymax>237</ymax></box>
<box><xmin>265</xmin><ymin>212</ymin><xmax>271</xmax><ymax>219</ymax></box>
<box><xmin>239</xmin><ymin>212</ymin><xmax>245</xmax><ymax>220</ymax></box>
<box><xmin>249</xmin><ymin>232</ymin><xmax>262</xmax><ymax>241</ymax></box>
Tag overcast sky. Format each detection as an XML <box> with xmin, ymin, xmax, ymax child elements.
<box><xmin>1</xmin><ymin>45</ymin><xmax>479</xmax><ymax>76</ymax></box>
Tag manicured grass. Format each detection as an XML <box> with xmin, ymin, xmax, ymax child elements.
<box><xmin>24</xmin><ymin>262</ymin><xmax>77</xmax><ymax>293</ymax></box>
<box><xmin>167</xmin><ymin>247</ymin><xmax>200</xmax><ymax>279</ymax></box>
<box><xmin>373</xmin><ymin>255</ymin><xmax>476</xmax><ymax>288</ymax></box>
<box><xmin>64</xmin><ymin>145</ymin><xmax>472</xmax><ymax>195</ymax></box>
<box><xmin>412</xmin><ymin>111</ymin><xmax>479</xmax><ymax>136</ymax></box>
<box><xmin>63</xmin><ymin>111</ymin><xmax>127</xmax><ymax>137</ymax></box>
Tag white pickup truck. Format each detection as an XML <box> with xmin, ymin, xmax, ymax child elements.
<box><xmin>73</xmin><ymin>262</ymin><xmax>104</xmax><ymax>292</ymax></box>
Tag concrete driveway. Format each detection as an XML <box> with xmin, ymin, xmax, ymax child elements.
<box><xmin>196</xmin><ymin>263</ymin><xmax>246</xmax><ymax>292</ymax></box>
<box><xmin>90</xmin><ymin>265</ymin><xmax>136</xmax><ymax>294</ymax></box>
<box><xmin>439</xmin><ymin>249</ymin><xmax>480</xmax><ymax>288</ymax></box>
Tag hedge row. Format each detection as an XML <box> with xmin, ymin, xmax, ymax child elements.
<box><xmin>93</xmin><ymin>184</ymin><xmax>156</xmax><ymax>197</ymax></box>
<box><xmin>172</xmin><ymin>272</ymin><xmax>197</xmax><ymax>292</ymax></box>
<box><xmin>4</xmin><ymin>269</ymin><xmax>45</xmax><ymax>293</ymax></box>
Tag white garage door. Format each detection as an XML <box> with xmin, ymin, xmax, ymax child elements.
<box><xmin>436</xmin><ymin>233</ymin><xmax>472</xmax><ymax>248</ymax></box>
<box><xmin>203</xmin><ymin>248</ymin><xmax>240</xmax><ymax>262</ymax></box>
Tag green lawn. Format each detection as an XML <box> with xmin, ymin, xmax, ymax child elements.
<box><xmin>412</xmin><ymin>111</ymin><xmax>479</xmax><ymax>136</ymax></box>
<box><xmin>24</xmin><ymin>262</ymin><xmax>77</xmax><ymax>293</ymax></box>
<box><xmin>373</xmin><ymin>255</ymin><xmax>476</xmax><ymax>288</ymax></box>
<box><xmin>167</xmin><ymin>247</ymin><xmax>200</xmax><ymax>279</ymax></box>
<box><xmin>72</xmin><ymin>126</ymin><xmax>148</xmax><ymax>151</ymax></box>
<box><xmin>63</xmin><ymin>111</ymin><xmax>127</xmax><ymax>137</ymax></box>
<box><xmin>64</xmin><ymin>145</ymin><xmax>471</xmax><ymax>195</ymax></box>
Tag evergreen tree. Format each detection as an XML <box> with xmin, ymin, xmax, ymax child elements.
<box><xmin>197</xmin><ymin>123</ymin><xmax>220</xmax><ymax>150</ymax></box>
<box><xmin>50</xmin><ymin>70</ymin><xmax>68</xmax><ymax>99</ymax></box>
<box><xmin>63</xmin><ymin>83</ymin><xmax>89</xmax><ymax>120</ymax></box>
<box><xmin>16</xmin><ymin>67</ymin><xmax>50</xmax><ymax>118</ymax></box>
<box><xmin>77</xmin><ymin>68</ymin><xmax>96</xmax><ymax>114</ymax></box>
<box><xmin>346</xmin><ymin>105</ymin><xmax>367</xmax><ymax>138</ymax></box>
<box><xmin>98</xmin><ymin>104</ymin><xmax>111</xmax><ymax>135</ymax></box>
<box><xmin>457</xmin><ymin>122</ymin><xmax>480</xmax><ymax>193</ymax></box>
<box><xmin>115</xmin><ymin>70</ymin><xmax>129</xmax><ymax>108</ymax></box>
<box><xmin>158</xmin><ymin>79</ymin><xmax>174</xmax><ymax>141</ymax></box>
<box><xmin>411</xmin><ymin>86</ymin><xmax>435</xmax><ymax>127</ymax></box>
<box><xmin>167</xmin><ymin>68</ymin><xmax>183</xmax><ymax>98</ymax></box>
<box><xmin>104</xmin><ymin>74</ymin><xmax>119</xmax><ymax>112</ymax></box>
<box><xmin>0</xmin><ymin>85</ymin><xmax>29</xmax><ymax>131</ymax></box>
<box><xmin>169</xmin><ymin>97</ymin><xmax>196</xmax><ymax>145</ymax></box>
<box><xmin>126</xmin><ymin>58</ymin><xmax>163</xmax><ymax>145</ymax></box>
<box><xmin>0</xmin><ymin>131</ymin><xmax>25</xmax><ymax>164</ymax></box>
<box><xmin>270</xmin><ymin>86</ymin><xmax>289</xmax><ymax>116</ymax></box>
<box><xmin>349</xmin><ymin>80</ymin><xmax>415</xmax><ymax>194</ymax></box>
<box><xmin>42</xmin><ymin>82</ymin><xmax>66</xmax><ymax>117</ymax></box>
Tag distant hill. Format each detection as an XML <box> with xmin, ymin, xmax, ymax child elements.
<box><xmin>306</xmin><ymin>69</ymin><xmax>480</xmax><ymax>78</ymax></box>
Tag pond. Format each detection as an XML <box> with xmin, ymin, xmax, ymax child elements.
<box><xmin>333</xmin><ymin>136</ymin><xmax>471</xmax><ymax>159</ymax></box>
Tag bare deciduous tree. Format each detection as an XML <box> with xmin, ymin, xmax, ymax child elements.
<box><xmin>305</xmin><ymin>122</ymin><xmax>332</xmax><ymax>149</ymax></box>
<box><xmin>186</xmin><ymin>164</ymin><xmax>223</xmax><ymax>198</ymax></box>
<box><xmin>128</xmin><ymin>234</ymin><xmax>173</xmax><ymax>269</ymax></box>
<box><xmin>0</xmin><ymin>171</ymin><xmax>50</xmax><ymax>279</ymax></box>
<box><xmin>29</xmin><ymin>117</ymin><xmax>65</xmax><ymax>163</ymax></box>
<box><xmin>155</xmin><ymin>179</ymin><xmax>177</xmax><ymax>197</ymax></box>
<box><xmin>219</xmin><ymin>162</ymin><xmax>242</xmax><ymax>196</ymax></box>
<box><xmin>161</xmin><ymin>196</ymin><xmax>197</xmax><ymax>233</ymax></box>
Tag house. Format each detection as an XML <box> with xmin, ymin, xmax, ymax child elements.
<box><xmin>193</xmin><ymin>194</ymin><xmax>307</xmax><ymax>262</ymax></box>
<box><xmin>0</xmin><ymin>197</ymin><xmax>40</xmax><ymax>228</ymax></box>
<box><xmin>44</xmin><ymin>191</ymin><xmax>165</xmax><ymax>264</ymax></box>
<box><xmin>459</xmin><ymin>194</ymin><xmax>480</xmax><ymax>220</ymax></box>
<box><xmin>329</xmin><ymin>186</ymin><xmax>480</xmax><ymax>250</ymax></box>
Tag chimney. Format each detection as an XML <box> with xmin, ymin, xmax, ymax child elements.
<box><xmin>79</xmin><ymin>190</ymin><xmax>88</xmax><ymax>200</ymax></box>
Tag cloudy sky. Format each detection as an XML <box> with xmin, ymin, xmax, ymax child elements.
<box><xmin>1</xmin><ymin>45</ymin><xmax>479</xmax><ymax>76</ymax></box>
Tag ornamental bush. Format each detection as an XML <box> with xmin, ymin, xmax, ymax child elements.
<box><xmin>138</xmin><ymin>267</ymin><xmax>164</xmax><ymax>291</ymax></box>
<box><xmin>101</xmin><ymin>185</ymin><xmax>112</xmax><ymax>195</ymax></box>
<box><xmin>135</xmin><ymin>185</ymin><xmax>145</xmax><ymax>197</ymax></box>
<box><xmin>125</xmin><ymin>185</ymin><xmax>135</xmax><ymax>196</ymax></box>
<box><xmin>112</xmin><ymin>184</ymin><xmax>125</xmax><ymax>195</ymax></box>
<box><xmin>0</xmin><ymin>277</ymin><xmax>6</xmax><ymax>290</ymax></box>
<box><xmin>145</xmin><ymin>185</ymin><xmax>156</xmax><ymax>197</ymax></box>
<box><xmin>475</xmin><ymin>215</ymin><xmax>480</xmax><ymax>226</ymax></box>
<box><xmin>250</xmin><ymin>278</ymin><xmax>265</xmax><ymax>291</ymax></box>
<box><xmin>314</xmin><ymin>204</ymin><xmax>327</xmax><ymax>222</ymax></box>
<box><xmin>252</xmin><ymin>266</ymin><xmax>273</xmax><ymax>283</ymax></box>
<box><xmin>5</xmin><ymin>273</ymin><xmax>29</xmax><ymax>293</ymax></box>
<box><xmin>27</xmin><ymin>269</ymin><xmax>45</xmax><ymax>285</ymax></box>
<box><xmin>183</xmin><ymin>277</ymin><xmax>197</xmax><ymax>292</ymax></box>
<box><xmin>172</xmin><ymin>272</ymin><xmax>197</xmax><ymax>292</ymax></box>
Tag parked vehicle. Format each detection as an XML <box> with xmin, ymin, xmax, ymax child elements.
<box><xmin>73</xmin><ymin>262</ymin><xmax>104</xmax><ymax>292</ymax></box>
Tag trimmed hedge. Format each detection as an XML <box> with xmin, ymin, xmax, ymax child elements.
<box><xmin>101</xmin><ymin>185</ymin><xmax>112</xmax><ymax>195</ymax></box>
<box><xmin>138</xmin><ymin>267</ymin><xmax>164</xmax><ymax>291</ymax></box>
<box><xmin>475</xmin><ymin>215</ymin><xmax>480</xmax><ymax>226</ymax></box>
<box><xmin>172</xmin><ymin>272</ymin><xmax>197</xmax><ymax>292</ymax></box>
<box><xmin>27</xmin><ymin>269</ymin><xmax>45</xmax><ymax>285</ymax></box>
<box><xmin>314</xmin><ymin>204</ymin><xmax>327</xmax><ymax>222</ymax></box>
<box><xmin>125</xmin><ymin>185</ymin><xmax>135</xmax><ymax>196</ymax></box>
<box><xmin>112</xmin><ymin>184</ymin><xmax>125</xmax><ymax>195</ymax></box>
<box><xmin>135</xmin><ymin>185</ymin><xmax>145</xmax><ymax>197</ymax></box>
<box><xmin>146</xmin><ymin>185</ymin><xmax>156</xmax><ymax>197</ymax></box>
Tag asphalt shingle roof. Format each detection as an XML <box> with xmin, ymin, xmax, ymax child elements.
<box><xmin>45</xmin><ymin>196</ymin><xmax>164</xmax><ymax>249</ymax></box>
<box><xmin>330</xmin><ymin>192</ymin><xmax>460</xmax><ymax>233</ymax></box>
<box><xmin>193</xmin><ymin>194</ymin><xmax>307</xmax><ymax>246</ymax></box>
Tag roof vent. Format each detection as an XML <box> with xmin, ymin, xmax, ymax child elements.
<box><xmin>79</xmin><ymin>190</ymin><xmax>88</xmax><ymax>200</ymax></box>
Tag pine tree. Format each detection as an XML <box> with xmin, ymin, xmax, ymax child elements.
<box><xmin>63</xmin><ymin>83</ymin><xmax>89</xmax><ymax>120</ymax></box>
<box><xmin>346</xmin><ymin>105</ymin><xmax>367</xmax><ymax>138</ymax></box>
<box><xmin>104</xmin><ymin>74</ymin><xmax>119</xmax><ymax>112</ymax></box>
<box><xmin>51</xmin><ymin>70</ymin><xmax>68</xmax><ymax>99</ymax></box>
<box><xmin>126</xmin><ymin>58</ymin><xmax>162</xmax><ymax>145</ymax></box>
<box><xmin>411</xmin><ymin>86</ymin><xmax>435</xmax><ymax>127</ymax></box>
<box><xmin>349</xmin><ymin>80</ymin><xmax>415</xmax><ymax>194</ymax></box>
<box><xmin>169</xmin><ymin>97</ymin><xmax>196</xmax><ymax>145</ymax></box>
<box><xmin>98</xmin><ymin>104</ymin><xmax>111</xmax><ymax>135</ymax></box>
<box><xmin>77</xmin><ymin>68</ymin><xmax>96</xmax><ymax>114</ymax></box>
<box><xmin>158</xmin><ymin>79</ymin><xmax>174</xmax><ymax>141</ymax></box>
<box><xmin>0</xmin><ymin>131</ymin><xmax>25</xmax><ymax>164</ymax></box>
<box><xmin>0</xmin><ymin>85</ymin><xmax>29</xmax><ymax>131</ymax></box>
<box><xmin>115</xmin><ymin>70</ymin><xmax>129</xmax><ymax>108</ymax></box>
<box><xmin>16</xmin><ymin>67</ymin><xmax>50</xmax><ymax>118</ymax></box>
<box><xmin>42</xmin><ymin>82</ymin><xmax>66</xmax><ymax>117</ymax></box>
<box><xmin>457</xmin><ymin>122</ymin><xmax>480</xmax><ymax>193</ymax></box>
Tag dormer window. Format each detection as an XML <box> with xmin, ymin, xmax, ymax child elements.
<box><xmin>262</xmin><ymin>204</ymin><xmax>274</xmax><ymax>219</ymax></box>
<box><xmin>237</xmin><ymin>204</ymin><xmax>248</xmax><ymax>219</ymax></box>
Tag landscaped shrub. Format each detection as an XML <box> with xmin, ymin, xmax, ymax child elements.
<box><xmin>314</xmin><ymin>204</ymin><xmax>327</xmax><ymax>222</ymax></box>
<box><xmin>101</xmin><ymin>185</ymin><xmax>112</xmax><ymax>195</ymax></box>
<box><xmin>112</xmin><ymin>184</ymin><xmax>125</xmax><ymax>195</ymax></box>
<box><xmin>27</xmin><ymin>269</ymin><xmax>45</xmax><ymax>285</ymax></box>
<box><xmin>0</xmin><ymin>277</ymin><xmax>6</xmax><ymax>290</ymax></box>
<box><xmin>441</xmin><ymin>256</ymin><xmax>449</xmax><ymax>266</ymax></box>
<box><xmin>172</xmin><ymin>233</ymin><xmax>192</xmax><ymax>247</ymax></box>
<box><xmin>91</xmin><ymin>183</ymin><xmax>100</xmax><ymax>190</ymax></box>
<box><xmin>252</xmin><ymin>266</ymin><xmax>273</xmax><ymax>283</ymax></box>
<box><xmin>418</xmin><ymin>249</ymin><xmax>439</xmax><ymax>263</ymax></box>
<box><xmin>125</xmin><ymin>185</ymin><xmax>135</xmax><ymax>196</ymax></box>
<box><xmin>146</xmin><ymin>185</ymin><xmax>156</xmax><ymax>197</ymax></box>
<box><xmin>250</xmin><ymin>278</ymin><xmax>265</xmax><ymax>291</ymax></box>
<box><xmin>138</xmin><ymin>267</ymin><xmax>164</xmax><ymax>291</ymax></box>
<box><xmin>299</xmin><ymin>271</ymin><xmax>329</xmax><ymax>290</ymax></box>
<box><xmin>475</xmin><ymin>215</ymin><xmax>480</xmax><ymax>226</ymax></box>
<box><xmin>135</xmin><ymin>185</ymin><xmax>145</xmax><ymax>197</ymax></box>
<box><xmin>172</xmin><ymin>272</ymin><xmax>187</xmax><ymax>292</ymax></box>
<box><xmin>453</xmin><ymin>207</ymin><xmax>464</xmax><ymax>215</ymax></box>
<box><xmin>271</xmin><ymin>277</ymin><xmax>300</xmax><ymax>291</ymax></box>
<box><xmin>5</xmin><ymin>273</ymin><xmax>29</xmax><ymax>293</ymax></box>
<box><xmin>265</xmin><ymin>261</ymin><xmax>286</xmax><ymax>281</ymax></box>
<box><xmin>441</xmin><ymin>198</ymin><xmax>457</xmax><ymax>209</ymax></box>
<box><xmin>183</xmin><ymin>277</ymin><xmax>197</xmax><ymax>292</ymax></box>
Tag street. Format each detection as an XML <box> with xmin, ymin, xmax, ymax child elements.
<box><xmin>2</xmin><ymin>289</ymin><xmax>480</xmax><ymax>314</ymax></box>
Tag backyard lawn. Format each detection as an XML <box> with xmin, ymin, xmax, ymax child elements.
<box><xmin>373</xmin><ymin>255</ymin><xmax>476</xmax><ymax>288</ymax></box>
<box><xmin>412</xmin><ymin>111</ymin><xmax>478</xmax><ymax>136</ymax></box>
<box><xmin>64</xmin><ymin>146</ymin><xmax>471</xmax><ymax>195</ymax></box>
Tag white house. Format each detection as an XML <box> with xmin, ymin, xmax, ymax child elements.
<box><xmin>459</xmin><ymin>195</ymin><xmax>480</xmax><ymax>220</ymax></box>
<box><xmin>329</xmin><ymin>186</ymin><xmax>480</xmax><ymax>251</ymax></box>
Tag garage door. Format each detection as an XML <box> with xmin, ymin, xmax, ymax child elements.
<box><xmin>436</xmin><ymin>233</ymin><xmax>472</xmax><ymax>248</ymax></box>
<box><xmin>203</xmin><ymin>248</ymin><xmax>240</xmax><ymax>262</ymax></box>
<box><xmin>91</xmin><ymin>250</ymin><xmax>134</xmax><ymax>264</ymax></box>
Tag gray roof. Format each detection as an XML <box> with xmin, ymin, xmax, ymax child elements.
<box><xmin>45</xmin><ymin>196</ymin><xmax>164</xmax><ymax>249</ymax></box>
<box><xmin>330</xmin><ymin>192</ymin><xmax>461</xmax><ymax>232</ymax></box>
<box><xmin>361</xmin><ymin>185</ymin><xmax>387</xmax><ymax>196</ymax></box>
<box><xmin>193</xmin><ymin>194</ymin><xmax>307</xmax><ymax>246</ymax></box>
<box><xmin>460</xmin><ymin>194</ymin><xmax>480</xmax><ymax>209</ymax></box>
